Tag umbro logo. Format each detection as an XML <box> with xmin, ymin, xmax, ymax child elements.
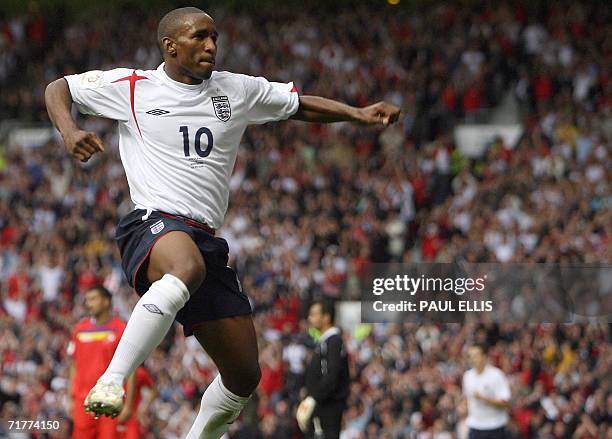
<box><xmin>143</xmin><ymin>304</ymin><xmax>163</xmax><ymax>315</ymax></box>
<box><xmin>146</xmin><ymin>109</ymin><xmax>170</xmax><ymax>116</ymax></box>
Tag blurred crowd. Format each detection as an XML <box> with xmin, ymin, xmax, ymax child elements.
<box><xmin>0</xmin><ymin>1</ymin><xmax>610</xmax><ymax>438</ymax></box>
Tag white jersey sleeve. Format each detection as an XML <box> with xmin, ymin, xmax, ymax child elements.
<box><xmin>64</xmin><ymin>69</ymin><xmax>131</xmax><ymax>121</ymax></box>
<box><xmin>242</xmin><ymin>75</ymin><xmax>299</xmax><ymax>125</ymax></box>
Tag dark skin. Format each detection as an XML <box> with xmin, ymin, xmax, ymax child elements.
<box><xmin>45</xmin><ymin>11</ymin><xmax>400</xmax><ymax>397</ymax></box>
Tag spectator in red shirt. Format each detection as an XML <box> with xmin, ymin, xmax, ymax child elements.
<box><xmin>533</xmin><ymin>70</ymin><xmax>553</xmax><ymax>103</ymax></box>
<box><xmin>422</xmin><ymin>224</ymin><xmax>443</xmax><ymax>261</ymax></box>
<box><xmin>463</xmin><ymin>82</ymin><xmax>482</xmax><ymax>115</ymax></box>
<box><xmin>259</xmin><ymin>344</ymin><xmax>284</xmax><ymax>400</ymax></box>
<box><xmin>67</xmin><ymin>286</ymin><xmax>135</xmax><ymax>439</ymax></box>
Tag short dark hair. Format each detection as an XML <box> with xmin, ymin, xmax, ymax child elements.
<box><xmin>157</xmin><ymin>7</ymin><xmax>207</xmax><ymax>48</ymax></box>
<box><xmin>313</xmin><ymin>299</ymin><xmax>336</xmax><ymax>324</ymax></box>
<box><xmin>87</xmin><ymin>285</ymin><xmax>112</xmax><ymax>302</ymax></box>
<box><xmin>471</xmin><ymin>342</ymin><xmax>489</xmax><ymax>355</ymax></box>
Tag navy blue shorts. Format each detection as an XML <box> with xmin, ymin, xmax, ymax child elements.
<box><xmin>468</xmin><ymin>427</ymin><xmax>507</xmax><ymax>439</ymax></box>
<box><xmin>115</xmin><ymin>209</ymin><xmax>252</xmax><ymax>336</ymax></box>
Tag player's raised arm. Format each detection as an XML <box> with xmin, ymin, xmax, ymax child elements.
<box><xmin>45</xmin><ymin>78</ymin><xmax>105</xmax><ymax>162</ymax></box>
<box><xmin>291</xmin><ymin>95</ymin><xmax>400</xmax><ymax>125</ymax></box>
<box><xmin>242</xmin><ymin>75</ymin><xmax>400</xmax><ymax>126</ymax></box>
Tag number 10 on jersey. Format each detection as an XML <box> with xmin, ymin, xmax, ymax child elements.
<box><xmin>180</xmin><ymin>126</ymin><xmax>214</xmax><ymax>157</ymax></box>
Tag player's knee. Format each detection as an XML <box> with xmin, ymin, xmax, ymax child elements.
<box><xmin>167</xmin><ymin>253</ymin><xmax>206</xmax><ymax>293</ymax></box>
<box><xmin>223</xmin><ymin>362</ymin><xmax>260</xmax><ymax>397</ymax></box>
<box><xmin>242</xmin><ymin>362</ymin><xmax>261</xmax><ymax>395</ymax></box>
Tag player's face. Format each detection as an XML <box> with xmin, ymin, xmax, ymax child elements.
<box><xmin>173</xmin><ymin>14</ymin><xmax>218</xmax><ymax>80</ymax></box>
<box><xmin>308</xmin><ymin>304</ymin><xmax>324</xmax><ymax>330</ymax></box>
<box><xmin>85</xmin><ymin>289</ymin><xmax>110</xmax><ymax>317</ymax></box>
<box><xmin>468</xmin><ymin>347</ymin><xmax>486</xmax><ymax>369</ymax></box>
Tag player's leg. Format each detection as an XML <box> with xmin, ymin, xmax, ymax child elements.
<box><xmin>87</xmin><ymin>231</ymin><xmax>204</xmax><ymax>417</ymax></box>
<box><xmin>315</xmin><ymin>400</ymin><xmax>345</xmax><ymax>439</ymax></box>
<box><xmin>96</xmin><ymin>415</ymin><xmax>122</xmax><ymax>439</ymax></box>
<box><xmin>184</xmin><ymin>315</ymin><xmax>260</xmax><ymax>439</ymax></box>
<box><xmin>123</xmin><ymin>417</ymin><xmax>140</xmax><ymax>439</ymax></box>
<box><xmin>71</xmin><ymin>421</ymin><xmax>96</xmax><ymax>439</ymax></box>
<box><xmin>71</xmin><ymin>398</ymin><xmax>97</xmax><ymax>439</ymax></box>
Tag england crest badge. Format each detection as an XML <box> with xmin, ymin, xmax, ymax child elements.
<box><xmin>212</xmin><ymin>96</ymin><xmax>231</xmax><ymax>122</ymax></box>
<box><xmin>150</xmin><ymin>220</ymin><xmax>165</xmax><ymax>235</ymax></box>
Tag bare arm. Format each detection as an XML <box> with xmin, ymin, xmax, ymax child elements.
<box><xmin>117</xmin><ymin>372</ymin><xmax>136</xmax><ymax>423</ymax></box>
<box><xmin>45</xmin><ymin>78</ymin><xmax>105</xmax><ymax>162</ymax></box>
<box><xmin>68</xmin><ymin>361</ymin><xmax>75</xmax><ymax>394</ymax></box>
<box><xmin>137</xmin><ymin>383</ymin><xmax>159</xmax><ymax>420</ymax></box>
<box><xmin>66</xmin><ymin>361</ymin><xmax>75</xmax><ymax>415</ymax></box>
<box><xmin>291</xmin><ymin>95</ymin><xmax>400</xmax><ymax>125</ymax></box>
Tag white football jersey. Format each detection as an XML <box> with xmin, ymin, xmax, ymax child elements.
<box><xmin>65</xmin><ymin>63</ymin><xmax>299</xmax><ymax>229</ymax></box>
<box><xmin>463</xmin><ymin>365</ymin><xmax>511</xmax><ymax>429</ymax></box>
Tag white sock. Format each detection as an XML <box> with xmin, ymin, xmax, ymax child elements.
<box><xmin>99</xmin><ymin>274</ymin><xmax>190</xmax><ymax>385</ymax></box>
<box><xmin>184</xmin><ymin>374</ymin><xmax>251</xmax><ymax>439</ymax></box>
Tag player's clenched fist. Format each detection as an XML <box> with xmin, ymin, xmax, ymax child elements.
<box><xmin>358</xmin><ymin>101</ymin><xmax>401</xmax><ymax>126</ymax></box>
<box><xmin>62</xmin><ymin>130</ymin><xmax>105</xmax><ymax>162</ymax></box>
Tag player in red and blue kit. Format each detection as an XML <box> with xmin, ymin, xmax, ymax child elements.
<box><xmin>67</xmin><ymin>285</ymin><xmax>135</xmax><ymax>439</ymax></box>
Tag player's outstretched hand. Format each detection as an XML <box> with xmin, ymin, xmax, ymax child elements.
<box><xmin>62</xmin><ymin>129</ymin><xmax>105</xmax><ymax>162</ymax></box>
<box><xmin>358</xmin><ymin>101</ymin><xmax>400</xmax><ymax>126</ymax></box>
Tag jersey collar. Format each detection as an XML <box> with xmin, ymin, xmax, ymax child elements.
<box><xmin>319</xmin><ymin>326</ymin><xmax>340</xmax><ymax>343</ymax></box>
<box><xmin>157</xmin><ymin>63</ymin><xmax>210</xmax><ymax>92</ymax></box>
<box><xmin>90</xmin><ymin>316</ymin><xmax>111</xmax><ymax>327</ymax></box>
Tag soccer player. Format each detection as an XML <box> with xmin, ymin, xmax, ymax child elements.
<box><xmin>67</xmin><ymin>285</ymin><xmax>136</xmax><ymax>438</ymax></box>
<box><xmin>46</xmin><ymin>7</ymin><xmax>400</xmax><ymax>438</ymax></box>
<box><xmin>462</xmin><ymin>344</ymin><xmax>512</xmax><ymax>439</ymax></box>
<box><xmin>297</xmin><ymin>300</ymin><xmax>350</xmax><ymax>439</ymax></box>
